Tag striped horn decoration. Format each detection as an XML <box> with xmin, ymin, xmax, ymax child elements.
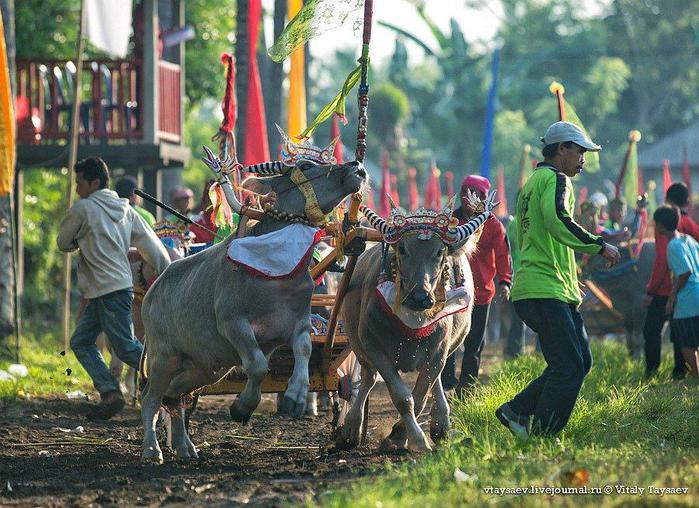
<box><xmin>359</xmin><ymin>204</ymin><xmax>393</xmax><ymax>235</ymax></box>
<box><xmin>453</xmin><ymin>190</ymin><xmax>498</xmax><ymax>243</ymax></box>
<box><xmin>243</xmin><ymin>160</ymin><xmax>289</xmax><ymax>175</ymax></box>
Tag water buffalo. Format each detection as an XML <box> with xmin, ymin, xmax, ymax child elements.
<box><xmin>581</xmin><ymin>239</ymin><xmax>655</xmax><ymax>357</ymax></box>
<box><xmin>140</xmin><ymin>151</ymin><xmax>367</xmax><ymax>463</ymax></box>
<box><xmin>335</xmin><ymin>193</ymin><xmax>496</xmax><ymax>452</ymax></box>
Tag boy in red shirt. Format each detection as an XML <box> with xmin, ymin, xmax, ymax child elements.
<box><xmin>442</xmin><ymin>175</ymin><xmax>512</xmax><ymax>394</ymax></box>
<box><xmin>644</xmin><ymin>182</ymin><xmax>699</xmax><ymax>378</ymax></box>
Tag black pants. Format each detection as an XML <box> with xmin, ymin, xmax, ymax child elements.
<box><xmin>504</xmin><ymin>300</ymin><xmax>526</xmax><ymax>359</ymax></box>
<box><xmin>643</xmin><ymin>294</ymin><xmax>686</xmax><ymax>378</ymax></box>
<box><xmin>442</xmin><ymin>303</ymin><xmax>490</xmax><ymax>390</ymax></box>
<box><xmin>508</xmin><ymin>299</ymin><xmax>592</xmax><ymax>436</ymax></box>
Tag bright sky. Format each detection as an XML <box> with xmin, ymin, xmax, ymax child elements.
<box><xmin>262</xmin><ymin>0</ymin><xmax>503</xmax><ymax>64</ymax></box>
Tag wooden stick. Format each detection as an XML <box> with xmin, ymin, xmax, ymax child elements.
<box><xmin>61</xmin><ymin>0</ymin><xmax>86</xmax><ymax>353</ymax></box>
<box><xmin>323</xmin><ymin>195</ymin><xmax>362</xmax><ymax>357</ymax></box>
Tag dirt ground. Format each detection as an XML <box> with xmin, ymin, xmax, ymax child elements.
<box><xmin>0</xmin><ymin>347</ymin><xmax>502</xmax><ymax>508</ymax></box>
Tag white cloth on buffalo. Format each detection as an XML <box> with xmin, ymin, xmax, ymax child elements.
<box><xmin>227</xmin><ymin>224</ymin><xmax>321</xmax><ymax>278</ymax></box>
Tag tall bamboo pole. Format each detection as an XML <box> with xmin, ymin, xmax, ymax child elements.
<box><xmin>61</xmin><ymin>0</ymin><xmax>85</xmax><ymax>353</ymax></box>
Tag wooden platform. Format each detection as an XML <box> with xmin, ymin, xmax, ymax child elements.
<box><xmin>195</xmin><ymin>294</ymin><xmax>352</xmax><ymax>395</ymax></box>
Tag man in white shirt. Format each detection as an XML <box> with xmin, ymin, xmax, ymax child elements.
<box><xmin>57</xmin><ymin>157</ymin><xmax>170</xmax><ymax>419</ymax></box>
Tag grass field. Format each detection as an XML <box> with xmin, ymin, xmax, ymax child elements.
<box><xmin>0</xmin><ymin>332</ymin><xmax>93</xmax><ymax>403</ymax></box>
<box><xmin>2</xmin><ymin>338</ymin><xmax>697</xmax><ymax>507</ymax></box>
<box><xmin>313</xmin><ymin>341</ymin><xmax>698</xmax><ymax>507</ymax></box>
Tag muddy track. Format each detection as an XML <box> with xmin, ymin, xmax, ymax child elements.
<box><xmin>0</xmin><ymin>348</ymin><xmax>502</xmax><ymax>507</ymax></box>
<box><xmin>0</xmin><ymin>382</ymin><xmax>413</xmax><ymax>507</ymax></box>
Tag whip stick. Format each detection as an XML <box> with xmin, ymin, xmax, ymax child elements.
<box><xmin>61</xmin><ymin>0</ymin><xmax>85</xmax><ymax>354</ymax></box>
<box><xmin>325</xmin><ymin>0</ymin><xmax>375</xmax><ymax>359</ymax></box>
<box><xmin>134</xmin><ymin>190</ymin><xmax>225</xmax><ymax>240</ymax></box>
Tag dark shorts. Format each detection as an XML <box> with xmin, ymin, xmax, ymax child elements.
<box><xmin>671</xmin><ymin>316</ymin><xmax>699</xmax><ymax>349</ymax></box>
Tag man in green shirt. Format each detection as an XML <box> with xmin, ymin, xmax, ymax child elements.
<box><xmin>115</xmin><ymin>176</ymin><xmax>156</xmax><ymax>228</ymax></box>
<box><xmin>496</xmin><ymin>121</ymin><xmax>620</xmax><ymax>438</ymax></box>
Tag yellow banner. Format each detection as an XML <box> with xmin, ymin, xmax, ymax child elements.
<box><xmin>0</xmin><ymin>11</ymin><xmax>15</xmax><ymax>195</ymax></box>
<box><xmin>287</xmin><ymin>0</ymin><xmax>306</xmax><ymax>138</ymax></box>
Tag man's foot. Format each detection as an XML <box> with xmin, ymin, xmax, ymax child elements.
<box><xmin>441</xmin><ymin>376</ymin><xmax>458</xmax><ymax>392</ymax></box>
<box><xmin>87</xmin><ymin>390</ymin><xmax>126</xmax><ymax>420</ymax></box>
<box><xmin>495</xmin><ymin>403</ymin><xmax>529</xmax><ymax>441</ymax></box>
<box><xmin>671</xmin><ymin>369</ymin><xmax>687</xmax><ymax>381</ymax></box>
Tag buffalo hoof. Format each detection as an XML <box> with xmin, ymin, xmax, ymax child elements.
<box><xmin>229</xmin><ymin>400</ymin><xmax>253</xmax><ymax>425</ymax></box>
<box><xmin>407</xmin><ymin>435</ymin><xmax>432</xmax><ymax>453</ymax></box>
<box><xmin>174</xmin><ymin>446</ymin><xmax>198</xmax><ymax>462</ymax></box>
<box><xmin>379</xmin><ymin>436</ymin><xmax>407</xmax><ymax>453</ymax></box>
<box><xmin>141</xmin><ymin>446</ymin><xmax>164</xmax><ymax>464</ymax></box>
<box><xmin>430</xmin><ymin>424</ymin><xmax>449</xmax><ymax>444</ymax></box>
<box><xmin>279</xmin><ymin>395</ymin><xmax>306</xmax><ymax>419</ymax></box>
<box><xmin>334</xmin><ymin>425</ymin><xmax>359</xmax><ymax>450</ymax></box>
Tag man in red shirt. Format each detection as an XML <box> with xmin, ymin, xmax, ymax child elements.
<box><xmin>644</xmin><ymin>182</ymin><xmax>699</xmax><ymax>378</ymax></box>
<box><xmin>442</xmin><ymin>175</ymin><xmax>512</xmax><ymax>394</ymax></box>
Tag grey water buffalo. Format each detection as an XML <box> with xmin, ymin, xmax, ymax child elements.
<box><xmin>140</xmin><ymin>153</ymin><xmax>367</xmax><ymax>463</ymax></box>
<box><xmin>581</xmin><ymin>239</ymin><xmax>655</xmax><ymax>357</ymax></box>
<box><xmin>335</xmin><ymin>193</ymin><xmax>496</xmax><ymax>452</ymax></box>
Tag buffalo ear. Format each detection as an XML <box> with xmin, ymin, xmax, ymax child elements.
<box><xmin>242</xmin><ymin>176</ymin><xmax>272</xmax><ymax>196</ymax></box>
<box><xmin>447</xmin><ymin>236</ymin><xmax>476</xmax><ymax>256</ymax></box>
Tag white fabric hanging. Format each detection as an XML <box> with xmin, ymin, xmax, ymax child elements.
<box><xmin>227</xmin><ymin>224</ymin><xmax>321</xmax><ymax>278</ymax></box>
<box><xmin>85</xmin><ymin>0</ymin><xmax>133</xmax><ymax>58</ymax></box>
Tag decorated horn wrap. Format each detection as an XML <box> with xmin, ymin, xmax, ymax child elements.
<box><xmin>453</xmin><ymin>190</ymin><xmax>498</xmax><ymax>243</ymax></box>
<box><xmin>361</xmin><ymin>190</ymin><xmax>498</xmax><ymax>245</ymax></box>
<box><xmin>243</xmin><ymin>160</ymin><xmax>289</xmax><ymax>175</ymax></box>
<box><xmin>276</xmin><ymin>124</ymin><xmax>339</xmax><ymax>166</ymax></box>
<box><xmin>359</xmin><ymin>204</ymin><xmax>393</xmax><ymax>236</ymax></box>
<box><xmin>201</xmin><ymin>145</ymin><xmax>244</xmax><ymax>214</ymax></box>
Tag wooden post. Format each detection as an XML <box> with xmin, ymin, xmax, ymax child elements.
<box><xmin>60</xmin><ymin>0</ymin><xmax>85</xmax><ymax>353</ymax></box>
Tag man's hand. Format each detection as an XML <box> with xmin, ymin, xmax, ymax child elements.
<box><xmin>259</xmin><ymin>192</ymin><xmax>277</xmax><ymax>209</ymax></box>
<box><xmin>665</xmin><ymin>295</ymin><xmax>675</xmax><ymax>316</ymax></box>
<box><xmin>497</xmin><ymin>284</ymin><xmax>511</xmax><ymax>303</ymax></box>
<box><xmin>600</xmin><ymin>243</ymin><xmax>621</xmax><ymax>267</ymax></box>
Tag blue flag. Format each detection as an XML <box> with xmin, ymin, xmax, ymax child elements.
<box><xmin>480</xmin><ymin>48</ymin><xmax>500</xmax><ymax>180</ymax></box>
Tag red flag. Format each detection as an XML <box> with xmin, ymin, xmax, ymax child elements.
<box><xmin>366</xmin><ymin>187</ymin><xmax>376</xmax><ymax>211</ymax></box>
<box><xmin>219</xmin><ymin>54</ymin><xmax>237</xmax><ymax>134</ymax></box>
<box><xmin>390</xmin><ymin>174</ymin><xmax>400</xmax><ymax>206</ymax></box>
<box><xmin>243</xmin><ymin>0</ymin><xmax>270</xmax><ymax>165</ymax></box>
<box><xmin>662</xmin><ymin>159</ymin><xmax>672</xmax><ymax>195</ymax></box>
<box><xmin>379</xmin><ymin>151</ymin><xmax>392</xmax><ymax>217</ymax></box>
<box><xmin>682</xmin><ymin>147</ymin><xmax>692</xmax><ymax>213</ymax></box>
<box><xmin>577</xmin><ymin>186</ymin><xmax>588</xmax><ymax>205</ymax></box>
<box><xmin>495</xmin><ymin>165</ymin><xmax>508</xmax><ymax>216</ymax></box>
<box><xmin>444</xmin><ymin>171</ymin><xmax>455</xmax><ymax>201</ymax></box>
<box><xmin>407</xmin><ymin>168</ymin><xmax>419</xmax><ymax>211</ymax></box>
<box><xmin>424</xmin><ymin>162</ymin><xmax>442</xmax><ymax>210</ymax></box>
<box><xmin>331</xmin><ymin>115</ymin><xmax>344</xmax><ymax>164</ymax></box>
<box><xmin>423</xmin><ymin>164</ymin><xmax>433</xmax><ymax>209</ymax></box>
<box><xmin>531</xmin><ymin>159</ymin><xmax>538</xmax><ymax>169</ymax></box>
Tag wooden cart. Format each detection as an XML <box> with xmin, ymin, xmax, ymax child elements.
<box><xmin>192</xmin><ymin>195</ymin><xmax>381</xmax><ymax>408</ymax></box>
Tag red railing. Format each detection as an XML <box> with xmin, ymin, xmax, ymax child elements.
<box><xmin>16</xmin><ymin>59</ymin><xmax>143</xmax><ymax>144</ymax></box>
<box><xmin>157</xmin><ymin>61</ymin><xmax>181</xmax><ymax>143</ymax></box>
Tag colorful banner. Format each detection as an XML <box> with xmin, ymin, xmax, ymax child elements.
<box><xmin>682</xmin><ymin>147</ymin><xmax>693</xmax><ymax>213</ymax></box>
<box><xmin>495</xmin><ymin>165</ymin><xmax>508</xmax><ymax>217</ymax></box>
<box><xmin>479</xmin><ymin>48</ymin><xmax>499</xmax><ymax>180</ymax></box>
<box><xmin>331</xmin><ymin>115</ymin><xmax>344</xmax><ymax>164</ymax></box>
<box><xmin>662</xmin><ymin>159</ymin><xmax>672</xmax><ymax>195</ymax></box>
<box><xmin>287</xmin><ymin>0</ymin><xmax>307</xmax><ymax>138</ymax></box>
<box><xmin>379</xmin><ymin>151</ymin><xmax>392</xmax><ymax>217</ymax></box>
<box><xmin>0</xmin><ymin>10</ymin><xmax>15</xmax><ymax>195</ymax></box>
<box><xmin>244</xmin><ymin>0</ymin><xmax>270</xmax><ymax>165</ymax></box>
<box><xmin>622</xmin><ymin>131</ymin><xmax>641</xmax><ymax>207</ymax></box>
<box><xmin>444</xmin><ymin>171</ymin><xmax>454</xmax><ymax>201</ymax></box>
<box><xmin>549</xmin><ymin>82</ymin><xmax>599</xmax><ymax>173</ymax></box>
<box><xmin>407</xmin><ymin>168</ymin><xmax>418</xmax><ymax>211</ymax></box>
